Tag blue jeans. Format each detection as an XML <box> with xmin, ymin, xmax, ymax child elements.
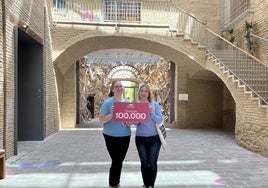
<box><xmin>135</xmin><ymin>135</ymin><xmax>161</xmax><ymax>188</ymax></box>
<box><xmin>103</xmin><ymin>134</ymin><xmax>131</xmax><ymax>187</ymax></box>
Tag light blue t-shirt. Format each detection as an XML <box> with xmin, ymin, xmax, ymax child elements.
<box><xmin>136</xmin><ymin>101</ymin><xmax>163</xmax><ymax>137</ymax></box>
<box><xmin>100</xmin><ymin>97</ymin><xmax>131</xmax><ymax>137</ymax></box>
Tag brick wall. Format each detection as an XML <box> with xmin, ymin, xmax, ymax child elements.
<box><xmin>0</xmin><ymin>0</ymin><xmax>4</xmax><ymax>150</ymax></box>
<box><xmin>61</xmin><ymin>64</ymin><xmax>77</xmax><ymax>128</ymax></box>
<box><xmin>1</xmin><ymin>0</ymin><xmax>59</xmax><ymax>158</ymax></box>
<box><xmin>4</xmin><ymin>0</ymin><xmax>16</xmax><ymax>158</ymax></box>
<box><xmin>247</xmin><ymin>1</ymin><xmax>268</xmax><ymax>64</ymax></box>
<box><xmin>44</xmin><ymin>1</ymin><xmax>60</xmax><ymax>136</ymax></box>
<box><xmin>173</xmin><ymin>0</ymin><xmax>222</xmax><ymax>32</ymax></box>
<box><xmin>187</xmin><ymin>79</ymin><xmax>224</xmax><ymax>129</ymax></box>
<box><xmin>223</xmin><ymin>1</ymin><xmax>268</xmax><ymax>65</ymax></box>
<box><xmin>207</xmin><ymin>56</ymin><xmax>268</xmax><ymax>157</ymax></box>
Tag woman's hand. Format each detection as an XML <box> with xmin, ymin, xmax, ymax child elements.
<box><xmin>149</xmin><ymin>105</ymin><xmax>155</xmax><ymax>114</ymax></box>
<box><xmin>123</xmin><ymin>122</ymin><xmax>132</xmax><ymax>127</ymax></box>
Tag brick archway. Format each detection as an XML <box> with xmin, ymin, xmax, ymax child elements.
<box><xmin>52</xmin><ymin>31</ymin><xmax>213</xmax><ymax>128</ymax></box>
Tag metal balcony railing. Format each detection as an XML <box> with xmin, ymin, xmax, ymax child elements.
<box><xmin>52</xmin><ymin>0</ymin><xmax>206</xmax><ymax>43</ymax></box>
<box><xmin>51</xmin><ymin>0</ymin><xmax>268</xmax><ymax>105</ymax></box>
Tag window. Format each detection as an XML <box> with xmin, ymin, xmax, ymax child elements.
<box><xmin>230</xmin><ymin>0</ymin><xmax>249</xmax><ymax>21</ymax></box>
<box><xmin>103</xmin><ymin>0</ymin><xmax>141</xmax><ymax>22</ymax></box>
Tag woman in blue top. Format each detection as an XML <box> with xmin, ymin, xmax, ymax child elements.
<box><xmin>99</xmin><ymin>80</ymin><xmax>131</xmax><ymax>188</ymax></box>
<box><xmin>135</xmin><ymin>84</ymin><xmax>163</xmax><ymax>188</ymax></box>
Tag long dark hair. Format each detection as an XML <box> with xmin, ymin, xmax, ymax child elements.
<box><xmin>108</xmin><ymin>80</ymin><xmax>121</xmax><ymax>97</ymax></box>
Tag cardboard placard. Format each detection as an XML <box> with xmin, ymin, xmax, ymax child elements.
<box><xmin>113</xmin><ymin>102</ymin><xmax>149</xmax><ymax>122</ymax></box>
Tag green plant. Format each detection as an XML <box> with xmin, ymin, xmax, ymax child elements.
<box><xmin>227</xmin><ymin>28</ymin><xmax>235</xmax><ymax>43</ymax></box>
<box><xmin>243</xmin><ymin>21</ymin><xmax>257</xmax><ymax>54</ymax></box>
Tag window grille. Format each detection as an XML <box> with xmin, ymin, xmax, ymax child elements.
<box><xmin>230</xmin><ymin>0</ymin><xmax>249</xmax><ymax>21</ymax></box>
<box><xmin>103</xmin><ymin>0</ymin><xmax>141</xmax><ymax>22</ymax></box>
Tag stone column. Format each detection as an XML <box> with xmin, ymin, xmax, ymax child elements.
<box><xmin>176</xmin><ymin>66</ymin><xmax>187</xmax><ymax>128</ymax></box>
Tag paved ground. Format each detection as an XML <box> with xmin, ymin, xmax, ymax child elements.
<box><xmin>1</xmin><ymin>120</ymin><xmax>268</xmax><ymax>188</ymax></box>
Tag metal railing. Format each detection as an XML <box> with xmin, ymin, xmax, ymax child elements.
<box><xmin>53</xmin><ymin>0</ymin><xmax>173</xmax><ymax>25</ymax></box>
<box><xmin>52</xmin><ymin>0</ymin><xmax>206</xmax><ymax>43</ymax></box>
<box><xmin>51</xmin><ymin>0</ymin><xmax>268</xmax><ymax>105</ymax></box>
<box><xmin>250</xmin><ymin>34</ymin><xmax>268</xmax><ymax>43</ymax></box>
<box><xmin>206</xmin><ymin>29</ymin><xmax>268</xmax><ymax>105</ymax></box>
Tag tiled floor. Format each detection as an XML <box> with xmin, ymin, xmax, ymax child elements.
<box><xmin>1</xmin><ymin>125</ymin><xmax>268</xmax><ymax>188</ymax></box>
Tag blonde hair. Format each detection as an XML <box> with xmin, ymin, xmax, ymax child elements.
<box><xmin>138</xmin><ymin>84</ymin><xmax>153</xmax><ymax>103</ymax></box>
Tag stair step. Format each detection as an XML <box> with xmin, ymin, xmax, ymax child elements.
<box><xmin>207</xmin><ymin>50</ymin><xmax>268</xmax><ymax>107</ymax></box>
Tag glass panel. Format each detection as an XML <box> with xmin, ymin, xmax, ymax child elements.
<box><xmin>103</xmin><ymin>0</ymin><xmax>141</xmax><ymax>22</ymax></box>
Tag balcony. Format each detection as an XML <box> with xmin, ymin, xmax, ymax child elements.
<box><xmin>53</xmin><ymin>0</ymin><xmax>174</xmax><ymax>26</ymax></box>
<box><xmin>52</xmin><ymin>0</ymin><xmax>207</xmax><ymax>44</ymax></box>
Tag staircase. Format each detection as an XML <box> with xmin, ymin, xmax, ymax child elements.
<box><xmin>210</xmin><ymin>50</ymin><xmax>268</xmax><ymax>99</ymax></box>
<box><xmin>168</xmin><ymin>3</ymin><xmax>268</xmax><ymax>108</ymax></box>
<box><xmin>205</xmin><ymin>29</ymin><xmax>268</xmax><ymax>107</ymax></box>
<box><xmin>203</xmin><ymin>26</ymin><xmax>268</xmax><ymax>156</ymax></box>
<box><xmin>205</xmin><ymin>40</ymin><xmax>268</xmax><ymax>157</ymax></box>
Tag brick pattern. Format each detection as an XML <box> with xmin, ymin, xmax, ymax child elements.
<box><xmin>0</xmin><ymin>0</ymin><xmax>4</xmax><ymax>150</ymax></box>
<box><xmin>250</xmin><ymin>1</ymin><xmax>268</xmax><ymax>65</ymax></box>
<box><xmin>44</xmin><ymin>3</ymin><xmax>60</xmax><ymax>137</ymax></box>
<box><xmin>223</xmin><ymin>0</ymin><xmax>268</xmax><ymax>65</ymax></box>
<box><xmin>4</xmin><ymin>0</ymin><xmax>16</xmax><ymax>158</ymax></box>
<box><xmin>207</xmin><ymin>55</ymin><xmax>268</xmax><ymax>157</ymax></box>
<box><xmin>0</xmin><ymin>0</ymin><xmax>59</xmax><ymax>158</ymax></box>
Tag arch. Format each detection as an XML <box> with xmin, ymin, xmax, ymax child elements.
<box><xmin>190</xmin><ymin>70</ymin><xmax>236</xmax><ymax>130</ymax></box>
<box><xmin>53</xmin><ymin>34</ymin><xmax>205</xmax><ymax>76</ymax></box>
<box><xmin>54</xmin><ymin>33</ymin><xmax>222</xmax><ymax>129</ymax></box>
<box><xmin>107</xmin><ymin>65</ymin><xmax>140</xmax><ymax>79</ymax></box>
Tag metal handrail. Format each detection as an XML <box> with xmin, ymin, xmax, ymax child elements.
<box><xmin>52</xmin><ymin>0</ymin><xmax>206</xmax><ymax>42</ymax></box>
<box><xmin>205</xmin><ymin>29</ymin><xmax>268</xmax><ymax>105</ymax></box>
<box><xmin>250</xmin><ymin>34</ymin><xmax>268</xmax><ymax>43</ymax></box>
<box><xmin>51</xmin><ymin>0</ymin><xmax>268</xmax><ymax>105</ymax></box>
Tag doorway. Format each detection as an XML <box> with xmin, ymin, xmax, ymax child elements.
<box><xmin>123</xmin><ymin>81</ymin><xmax>139</xmax><ymax>102</ymax></box>
<box><xmin>15</xmin><ymin>27</ymin><xmax>44</xmax><ymax>143</ymax></box>
<box><xmin>87</xmin><ymin>95</ymin><xmax>95</xmax><ymax>118</ymax></box>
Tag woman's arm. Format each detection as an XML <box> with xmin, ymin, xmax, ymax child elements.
<box><xmin>99</xmin><ymin>112</ymin><xmax>113</xmax><ymax>124</ymax></box>
<box><xmin>99</xmin><ymin>99</ymin><xmax>113</xmax><ymax>124</ymax></box>
<box><xmin>150</xmin><ymin>102</ymin><xmax>163</xmax><ymax>124</ymax></box>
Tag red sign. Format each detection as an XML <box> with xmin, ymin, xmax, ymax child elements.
<box><xmin>113</xmin><ymin>102</ymin><xmax>149</xmax><ymax>122</ymax></box>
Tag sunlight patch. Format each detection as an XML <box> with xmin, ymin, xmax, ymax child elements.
<box><xmin>1</xmin><ymin>170</ymin><xmax>225</xmax><ymax>187</ymax></box>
